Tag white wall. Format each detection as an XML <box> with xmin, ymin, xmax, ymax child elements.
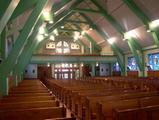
<box><xmin>100</xmin><ymin>63</ymin><xmax>110</xmax><ymax>76</ymax></box>
<box><xmin>100</xmin><ymin>44</ymin><xmax>114</xmax><ymax>55</ymax></box>
<box><xmin>24</xmin><ymin>64</ymin><xmax>37</xmax><ymax>79</ymax></box>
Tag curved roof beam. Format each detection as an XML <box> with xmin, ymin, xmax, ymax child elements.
<box><xmin>91</xmin><ymin>0</ymin><xmax>145</xmax><ymax>76</ymax></box>
<box><xmin>79</xmin><ymin>13</ymin><xmax>126</xmax><ymax>75</ymax></box>
<box><xmin>0</xmin><ymin>0</ymin><xmax>20</xmax><ymax>34</ymax></box>
<box><xmin>0</xmin><ymin>0</ymin><xmax>48</xmax><ymax>96</ymax></box>
<box><xmin>123</xmin><ymin>0</ymin><xmax>159</xmax><ymax>48</ymax></box>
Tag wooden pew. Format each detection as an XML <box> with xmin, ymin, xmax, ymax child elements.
<box><xmin>45</xmin><ymin>118</ymin><xmax>76</xmax><ymax>120</ymax></box>
<box><xmin>114</xmin><ymin>96</ymin><xmax>159</xmax><ymax>120</ymax></box>
<box><xmin>0</xmin><ymin>107</ymin><xmax>66</xmax><ymax>120</ymax></box>
<box><xmin>0</xmin><ymin>96</ymin><xmax>55</xmax><ymax>103</ymax></box>
<box><xmin>96</xmin><ymin>99</ymin><xmax>140</xmax><ymax>120</ymax></box>
<box><xmin>8</xmin><ymin>92</ymin><xmax>51</xmax><ymax>97</ymax></box>
<box><xmin>0</xmin><ymin>100</ymin><xmax>59</xmax><ymax>110</ymax></box>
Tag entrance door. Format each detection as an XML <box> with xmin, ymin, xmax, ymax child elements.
<box><xmin>37</xmin><ymin>66</ymin><xmax>51</xmax><ymax>82</ymax></box>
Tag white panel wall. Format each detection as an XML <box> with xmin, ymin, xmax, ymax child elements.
<box><xmin>24</xmin><ymin>64</ymin><xmax>37</xmax><ymax>79</ymax></box>
<box><xmin>100</xmin><ymin>64</ymin><xmax>110</xmax><ymax>76</ymax></box>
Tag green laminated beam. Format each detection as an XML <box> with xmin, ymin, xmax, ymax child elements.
<box><xmin>72</xmin><ymin>23</ymin><xmax>101</xmax><ymax>53</ymax></box>
<box><xmin>0</xmin><ymin>0</ymin><xmax>20</xmax><ymax>34</ymax></box>
<box><xmin>79</xmin><ymin>13</ymin><xmax>126</xmax><ymax>74</ymax></box>
<box><xmin>52</xmin><ymin>0</ymin><xmax>72</xmax><ymax>13</ymax></box>
<box><xmin>122</xmin><ymin>0</ymin><xmax>150</xmax><ymax>25</ymax></box>
<box><xmin>91</xmin><ymin>0</ymin><xmax>145</xmax><ymax>75</ymax></box>
<box><xmin>111</xmin><ymin>44</ymin><xmax>125</xmax><ymax>75</ymax></box>
<box><xmin>54</xmin><ymin>0</ymin><xmax>83</xmax><ymax>22</ymax></box>
<box><xmin>123</xmin><ymin>0</ymin><xmax>159</xmax><ymax>48</ymax></box>
<box><xmin>0</xmin><ymin>28</ymin><xmax>6</xmax><ymax>59</ymax></box>
<box><xmin>65</xmin><ymin>20</ymin><xmax>89</xmax><ymax>24</ymax></box>
<box><xmin>49</xmin><ymin>0</ymin><xmax>84</xmax><ymax>33</ymax></box>
<box><xmin>0</xmin><ymin>0</ymin><xmax>48</xmax><ymax>96</ymax></box>
<box><xmin>17</xmin><ymin>13</ymin><xmax>75</xmax><ymax>73</ymax></box>
<box><xmin>73</xmin><ymin>8</ymin><xmax>101</xmax><ymax>14</ymax></box>
<box><xmin>58</xmin><ymin>28</ymin><xmax>80</xmax><ymax>32</ymax></box>
<box><xmin>11</xmin><ymin>0</ymin><xmax>39</xmax><ymax>20</ymax></box>
<box><xmin>13</xmin><ymin>16</ymin><xmax>44</xmax><ymax>74</ymax></box>
<box><xmin>0</xmin><ymin>0</ymin><xmax>11</xmax><ymax>19</ymax></box>
<box><xmin>91</xmin><ymin>0</ymin><xmax>125</xmax><ymax>34</ymax></box>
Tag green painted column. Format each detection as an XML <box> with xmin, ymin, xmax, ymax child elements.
<box><xmin>0</xmin><ymin>28</ymin><xmax>6</xmax><ymax>60</ymax></box>
<box><xmin>15</xmin><ymin>15</ymin><xmax>66</xmax><ymax>75</ymax></box>
<box><xmin>13</xmin><ymin>17</ymin><xmax>44</xmax><ymax>76</ymax></box>
<box><xmin>0</xmin><ymin>0</ymin><xmax>48</xmax><ymax>96</ymax></box>
<box><xmin>91</xmin><ymin>63</ymin><xmax>96</xmax><ymax>77</ymax></box>
<box><xmin>13</xmin><ymin>70</ymin><xmax>18</xmax><ymax>87</ymax></box>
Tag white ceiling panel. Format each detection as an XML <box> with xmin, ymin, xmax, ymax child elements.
<box><xmin>87</xmin><ymin>30</ymin><xmax>106</xmax><ymax>43</ymax></box>
<box><xmin>96</xmin><ymin>17</ymin><xmax>119</xmax><ymax>37</ymax></box>
<box><xmin>106</xmin><ymin>0</ymin><xmax>123</xmax><ymax>14</ymax></box>
<box><xmin>134</xmin><ymin>0</ymin><xmax>159</xmax><ymax>20</ymax></box>
<box><xmin>111</xmin><ymin>4</ymin><xmax>143</xmax><ymax>31</ymax></box>
<box><xmin>128</xmin><ymin>26</ymin><xmax>155</xmax><ymax>48</ymax></box>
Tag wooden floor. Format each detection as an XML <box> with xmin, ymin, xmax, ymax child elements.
<box><xmin>0</xmin><ymin>79</ymin><xmax>76</xmax><ymax>120</ymax></box>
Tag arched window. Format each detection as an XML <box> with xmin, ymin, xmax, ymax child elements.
<box><xmin>56</xmin><ymin>41</ymin><xmax>70</xmax><ymax>53</ymax></box>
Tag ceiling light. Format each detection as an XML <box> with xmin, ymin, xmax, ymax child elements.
<box><xmin>39</xmin><ymin>26</ymin><xmax>45</xmax><ymax>34</ymax></box>
<box><xmin>50</xmin><ymin>35</ymin><xmax>55</xmax><ymax>41</ymax></box>
<box><xmin>49</xmin><ymin>20</ymin><xmax>54</xmax><ymax>24</ymax></box>
<box><xmin>150</xmin><ymin>19</ymin><xmax>159</xmax><ymax>28</ymax></box>
<box><xmin>81</xmin><ymin>30</ymin><xmax>86</xmax><ymax>35</ymax></box>
<box><xmin>47</xmin><ymin>63</ymin><xmax>50</xmax><ymax>67</ymax></box>
<box><xmin>124</xmin><ymin>31</ymin><xmax>135</xmax><ymax>40</ymax></box>
<box><xmin>44</xmin><ymin>33</ymin><xmax>48</xmax><ymax>37</ymax></box>
<box><xmin>42</xmin><ymin>11</ymin><xmax>51</xmax><ymax>21</ymax></box>
<box><xmin>74</xmin><ymin>31</ymin><xmax>80</xmax><ymax>40</ymax></box>
<box><xmin>107</xmin><ymin>38</ymin><xmax>115</xmax><ymax>44</ymax></box>
<box><xmin>89</xmin><ymin>28</ymin><xmax>93</xmax><ymax>31</ymax></box>
<box><xmin>147</xmin><ymin>29</ymin><xmax>151</xmax><ymax>33</ymax></box>
<box><xmin>53</xmin><ymin>29</ymin><xmax>58</xmax><ymax>36</ymax></box>
<box><xmin>37</xmin><ymin>34</ymin><xmax>44</xmax><ymax>41</ymax></box>
<box><xmin>61</xmin><ymin>26</ymin><xmax>64</xmax><ymax>29</ymax></box>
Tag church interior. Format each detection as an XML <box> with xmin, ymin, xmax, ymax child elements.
<box><xmin>1</xmin><ymin>0</ymin><xmax>159</xmax><ymax>119</ymax></box>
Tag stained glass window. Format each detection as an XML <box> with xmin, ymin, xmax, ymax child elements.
<box><xmin>56</xmin><ymin>41</ymin><xmax>70</xmax><ymax>54</ymax></box>
<box><xmin>127</xmin><ymin>57</ymin><xmax>138</xmax><ymax>71</ymax></box>
<box><xmin>113</xmin><ymin>62</ymin><xmax>120</xmax><ymax>71</ymax></box>
<box><xmin>148</xmin><ymin>53</ymin><xmax>159</xmax><ymax>70</ymax></box>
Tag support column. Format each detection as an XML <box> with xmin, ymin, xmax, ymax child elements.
<box><xmin>0</xmin><ymin>28</ymin><xmax>6</xmax><ymax>60</ymax></box>
<box><xmin>0</xmin><ymin>0</ymin><xmax>48</xmax><ymax>96</ymax></box>
<box><xmin>90</xmin><ymin>42</ymin><xmax>92</xmax><ymax>54</ymax></box>
<box><xmin>79</xmin><ymin>63</ymin><xmax>83</xmax><ymax>78</ymax></box>
<box><xmin>91</xmin><ymin>63</ymin><xmax>96</xmax><ymax>77</ymax></box>
<box><xmin>0</xmin><ymin>77</ymin><xmax>9</xmax><ymax>97</ymax></box>
<box><xmin>110</xmin><ymin>63</ymin><xmax>113</xmax><ymax>76</ymax></box>
<box><xmin>13</xmin><ymin>71</ymin><xmax>18</xmax><ymax>87</ymax></box>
